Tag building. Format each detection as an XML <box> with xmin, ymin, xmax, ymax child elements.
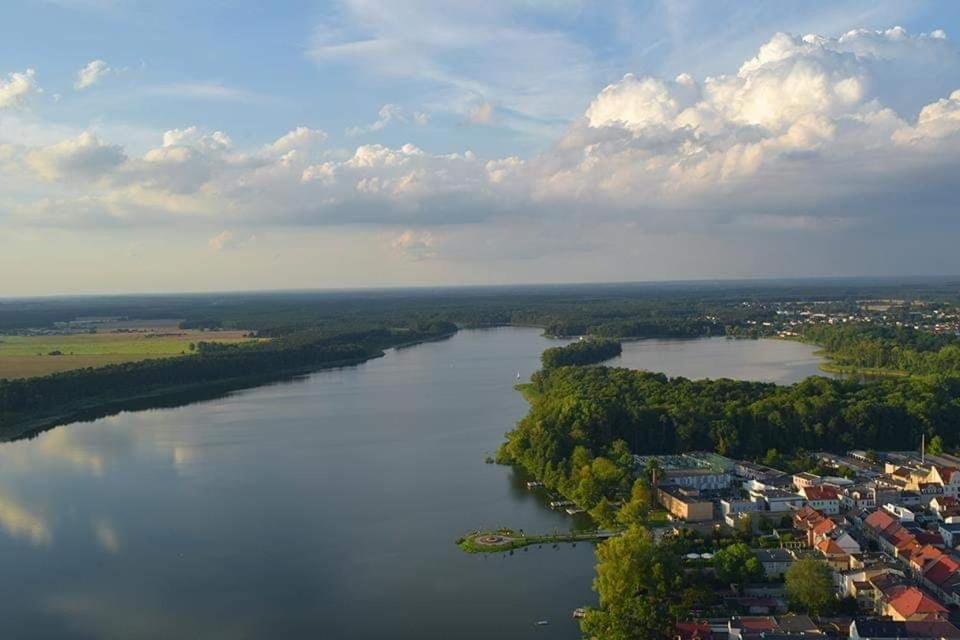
<box><xmin>801</xmin><ymin>485</ymin><xmax>840</xmax><ymax>515</ymax></box>
<box><xmin>753</xmin><ymin>548</ymin><xmax>794</xmax><ymax>579</ymax></box>
<box><xmin>793</xmin><ymin>472</ymin><xmax>823</xmax><ymax>489</ymax></box>
<box><xmin>658</xmin><ymin>485</ymin><xmax>714</xmax><ymax>523</ymax></box>
<box><xmin>750</xmin><ymin>488</ymin><xmax>804</xmax><ymax>512</ymax></box>
<box><xmin>938</xmin><ymin>522</ymin><xmax>960</xmax><ymax>548</ymax></box>
<box><xmin>635</xmin><ymin>453</ymin><xmax>734</xmax><ymax>491</ymax></box>
<box><xmin>849</xmin><ymin>619</ymin><xmax>960</xmax><ymax>639</ymax></box>
<box><xmin>881</xmin><ymin>585</ymin><xmax>948</xmax><ymax>622</ymax></box>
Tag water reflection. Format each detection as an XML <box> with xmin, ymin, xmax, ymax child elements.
<box><xmin>92</xmin><ymin>519</ymin><xmax>121</xmax><ymax>554</ymax></box>
<box><xmin>0</xmin><ymin>490</ymin><xmax>51</xmax><ymax>546</ymax></box>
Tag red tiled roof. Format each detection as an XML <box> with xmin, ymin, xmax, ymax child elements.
<box><xmin>935</xmin><ymin>467</ymin><xmax>957</xmax><ymax>483</ymax></box>
<box><xmin>885</xmin><ymin>585</ymin><xmax>948</xmax><ymax>618</ymax></box>
<box><xmin>813</xmin><ymin>519</ymin><xmax>838</xmax><ymax>535</ymax></box>
<box><xmin>865</xmin><ymin>509</ymin><xmax>897</xmax><ymax>532</ymax></box>
<box><xmin>802</xmin><ymin>485</ymin><xmax>839</xmax><ymax>501</ymax></box>
<box><xmin>816</xmin><ymin>539</ymin><xmax>848</xmax><ymax>556</ymax></box>
<box><xmin>924</xmin><ymin>556</ymin><xmax>960</xmax><ymax>587</ymax></box>
<box><xmin>910</xmin><ymin>544</ymin><xmax>945</xmax><ymax>570</ymax></box>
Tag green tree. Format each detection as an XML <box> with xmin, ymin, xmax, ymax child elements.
<box><xmin>580</xmin><ymin>526</ymin><xmax>681</xmax><ymax>640</ymax></box>
<box><xmin>616</xmin><ymin>478</ymin><xmax>653</xmax><ymax>527</ymax></box>
<box><xmin>713</xmin><ymin>542</ymin><xmax>763</xmax><ymax>586</ymax></box>
<box><xmin>644</xmin><ymin>458</ymin><xmax>663</xmax><ymax>485</ymax></box>
<box><xmin>785</xmin><ymin>558</ymin><xmax>834</xmax><ymax>615</ymax></box>
<box><xmin>928</xmin><ymin>435</ymin><xmax>944</xmax><ymax>455</ymax></box>
<box><xmin>589</xmin><ymin>497</ymin><xmax>618</xmax><ymax>529</ymax></box>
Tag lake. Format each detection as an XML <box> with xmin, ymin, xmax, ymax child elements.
<box><xmin>0</xmin><ymin>329</ymin><xmax>827</xmax><ymax>639</ymax></box>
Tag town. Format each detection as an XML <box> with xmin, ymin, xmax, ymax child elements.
<box><xmin>648</xmin><ymin>447</ymin><xmax>960</xmax><ymax>639</ymax></box>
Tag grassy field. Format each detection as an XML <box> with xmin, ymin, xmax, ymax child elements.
<box><xmin>0</xmin><ymin>331</ymin><xmax>259</xmax><ymax>380</ymax></box>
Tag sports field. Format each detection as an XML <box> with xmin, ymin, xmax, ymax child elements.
<box><xmin>0</xmin><ymin>330</ymin><xmax>259</xmax><ymax>380</ymax></box>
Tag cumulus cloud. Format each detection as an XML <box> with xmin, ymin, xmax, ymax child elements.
<box><xmin>74</xmin><ymin>60</ymin><xmax>111</xmax><ymax>90</ymax></box>
<box><xmin>268</xmin><ymin>126</ymin><xmax>328</xmax><ymax>154</ymax></box>
<box><xmin>390</xmin><ymin>229</ymin><xmax>437</xmax><ymax>260</ymax></box>
<box><xmin>25</xmin><ymin>132</ymin><xmax>126</xmax><ymax>181</ymax></box>
<box><xmin>347</xmin><ymin>104</ymin><xmax>428</xmax><ymax>136</ymax></box>
<box><xmin>2</xmin><ymin>26</ymin><xmax>960</xmax><ymax>241</ymax></box>
<box><xmin>0</xmin><ymin>69</ymin><xmax>39</xmax><ymax>108</ymax></box>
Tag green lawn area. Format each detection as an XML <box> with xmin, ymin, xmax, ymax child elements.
<box><xmin>0</xmin><ymin>331</ymin><xmax>259</xmax><ymax>379</ymax></box>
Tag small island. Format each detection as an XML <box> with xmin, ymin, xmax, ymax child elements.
<box><xmin>541</xmin><ymin>337</ymin><xmax>622</xmax><ymax>369</ymax></box>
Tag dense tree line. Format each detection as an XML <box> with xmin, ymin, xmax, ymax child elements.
<box><xmin>804</xmin><ymin>323</ymin><xmax>960</xmax><ymax>374</ymax></box>
<box><xmin>544</xmin><ymin>318</ymin><xmax>720</xmax><ymax>339</ymax></box>
<box><xmin>541</xmin><ymin>339</ymin><xmax>622</xmax><ymax>369</ymax></box>
<box><xmin>498</xmin><ymin>365</ymin><xmax>960</xmax><ymax>513</ymax></box>
<box><xmin>0</xmin><ymin>322</ymin><xmax>456</xmax><ymax>437</ymax></box>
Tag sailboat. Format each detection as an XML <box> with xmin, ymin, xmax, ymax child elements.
<box><xmin>516</xmin><ymin>371</ymin><xmax>521</xmax><ymax>380</ymax></box>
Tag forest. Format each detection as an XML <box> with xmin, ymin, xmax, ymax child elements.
<box><xmin>0</xmin><ymin>321</ymin><xmax>456</xmax><ymax>438</ymax></box>
<box><xmin>803</xmin><ymin>323</ymin><xmax>960</xmax><ymax>375</ymax></box>
<box><xmin>541</xmin><ymin>338</ymin><xmax>622</xmax><ymax>368</ymax></box>
<box><xmin>498</xmin><ymin>365</ymin><xmax>960</xmax><ymax>515</ymax></box>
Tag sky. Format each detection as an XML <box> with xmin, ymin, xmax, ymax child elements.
<box><xmin>1</xmin><ymin>0</ymin><xmax>960</xmax><ymax>295</ymax></box>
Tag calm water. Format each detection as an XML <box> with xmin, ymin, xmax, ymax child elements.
<box><xmin>0</xmin><ymin>329</ymin><xmax>827</xmax><ymax>639</ymax></box>
<box><xmin>606</xmin><ymin>336</ymin><xmax>832</xmax><ymax>384</ymax></box>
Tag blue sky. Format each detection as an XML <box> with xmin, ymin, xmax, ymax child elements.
<box><xmin>2</xmin><ymin>1</ymin><xmax>960</xmax><ymax>294</ymax></box>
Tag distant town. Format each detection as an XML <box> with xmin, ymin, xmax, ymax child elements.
<box><xmin>651</xmin><ymin>447</ymin><xmax>960</xmax><ymax>639</ymax></box>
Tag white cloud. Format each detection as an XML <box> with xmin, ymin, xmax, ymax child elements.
<box><xmin>268</xmin><ymin>126</ymin><xmax>328</xmax><ymax>154</ymax></box>
<box><xmin>1</xmin><ymin>25</ymin><xmax>959</xmax><ymax>243</ymax></box>
<box><xmin>390</xmin><ymin>229</ymin><xmax>437</xmax><ymax>260</ymax></box>
<box><xmin>346</xmin><ymin>104</ymin><xmax>428</xmax><ymax>136</ymax></box>
<box><xmin>0</xmin><ymin>69</ymin><xmax>39</xmax><ymax>108</ymax></box>
<box><xmin>25</xmin><ymin>132</ymin><xmax>126</xmax><ymax>181</ymax></box>
<box><xmin>74</xmin><ymin>60</ymin><xmax>111</xmax><ymax>90</ymax></box>
<box><xmin>208</xmin><ymin>230</ymin><xmax>257</xmax><ymax>251</ymax></box>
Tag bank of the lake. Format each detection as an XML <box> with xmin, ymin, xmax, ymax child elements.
<box><xmin>0</xmin><ymin>329</ymin><xmax>830</xmax><ymax>639</ymax></box>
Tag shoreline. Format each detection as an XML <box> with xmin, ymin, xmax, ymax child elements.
<box><xmin>2</xmin><ymin>329</ymin><xmax>459</xmax><ymax>442</ymax></box>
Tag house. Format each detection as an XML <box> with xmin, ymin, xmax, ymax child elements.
<box><xmin>728</xmin><ymin>616</ymin><xmax>780</xmax><ymax>640</ymax></box>
<box><xmin>930</xmin><ymin>495</ymin><xmax>958</xmax><ymax>516</ymax></box>
<box><xmin>849</xmin><ymin>619</ymin><xmax>960</xmax><ymax>639</ymax></box>
<box><xmin>831</xmin><ymin>530</ymin><xmax>862</xmax><ymax>554</ymax></box>
<box><xmin>801</xmin><ymin>485</ymin><xmax>840</xmax><ymax>515</ymax></box>
<box><xmin>794</xmin><ymin>472</ymin><xmax>823</xmax><ymax>490</ymax></box>
<box><xmin>816</xmin><ymin>538</ymin><xmax>852</xmax><ymax>571</ymax></box>
<box><xmin>775</xmin><ymin>614</ymin><xmax>822</xmax><ymax>635</ymax></box>
<box><xmin>926</xmin><ymin>466</ymin><xmax>960</xmax><ymax>497</ymax></box>
<box><xmin>881</xmin><ymin>585</ymin><xmax>948</xmax><ymax>621</ymax></box>
<box><xmin>753</xmin><ymin>489</ymin><xmax>804</xmax><ymax>512</ymax></box>
<box><xmin>938</xmin><ymin>522</ymin><xmax>960</xmax><ymax>548</ymax></box>
<box><xmin>841</xmin><ymin>486</ymin><xmax>877</xmax><ymax>512</ymax></box>
<box><xmin>863</xmin><ymin>508</ymin><xmax>897</xmax><ymax>533</ymax></box>
<box><xmin>884</xmin><ymin>504</ymin><xmax>916</xmax><ymax>522</ymax></box>
<box><xmin>920</xmin><ymin>555</ymin><xmax>960</xmax><ymax>600</ymax></box>
<box><xmin>753</xmin><ymin>548</ymin><xmax>793</xmax><ymax>579</ymax></box>
<box><xmin>658</xmin><ymin>485</ymin><xmax>714</xmax><ymax>522</ymax></box>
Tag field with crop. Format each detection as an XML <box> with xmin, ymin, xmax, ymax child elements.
<box><xmin>0</xmin><ymin>330</ymin><xmax>259</xmax><ymax>379</ymax></box>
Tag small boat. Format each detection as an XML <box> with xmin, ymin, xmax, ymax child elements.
<box><xmin>572</xmin><ymin>608</ymin><xmax>586</xmax><ymax>619</ymax></box>
<box><xmin>535</xmin><ymin>620</ymin><xmax>549</xmax><ymax>626</ymax></box>
<box><xmin>516</xmin><ymin>371</ymin><xmax>521</xmax><ymax>380</ymax></box>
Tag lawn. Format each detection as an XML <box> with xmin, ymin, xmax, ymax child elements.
<box><xmin>0</xmin><ymin>331</ymin><xmax>260</xmax><ymax>379</ymax></box>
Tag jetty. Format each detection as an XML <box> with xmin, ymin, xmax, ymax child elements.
<box><xmin>456</xmin><ymin>528</ymin><xmax>619</xmax><ymax>554</ymax></box>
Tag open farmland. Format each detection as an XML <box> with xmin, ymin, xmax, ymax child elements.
<box><xmin>0</xmin><ymin>330</ymin><xmax>260</xmax><ymax>379</ymax></box>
